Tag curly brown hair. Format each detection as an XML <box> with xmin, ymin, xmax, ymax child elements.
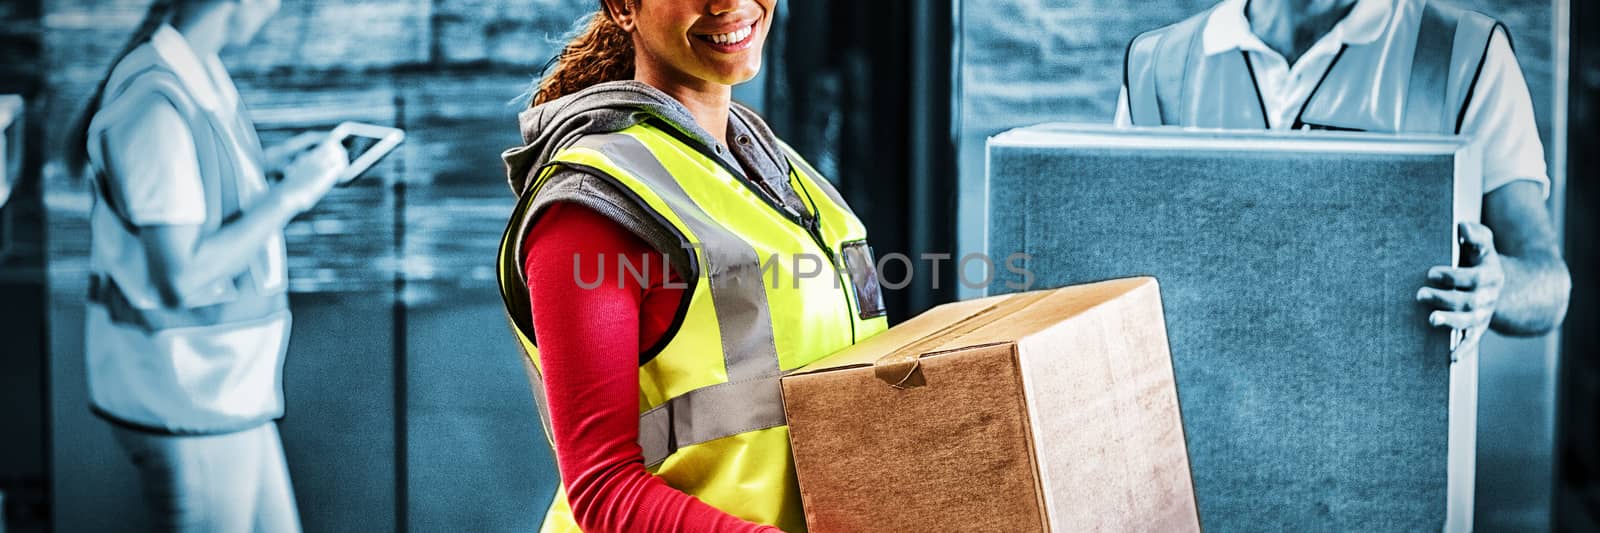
<box><xmin>531</xmin><ymin>1</ymin><xmax>638</xmax><ymax>107</ymax></box>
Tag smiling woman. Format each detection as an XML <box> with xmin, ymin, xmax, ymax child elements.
<box><xmin>497</xmin><ymin>0</ymin><xmax>888</xmax><ymax>532</ymax></box>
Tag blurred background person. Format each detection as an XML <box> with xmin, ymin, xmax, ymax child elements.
<box><xmin>62</xmin><ymin>0</ymin><xmax>347</xmax><ymax>530</ymax></box>
<box><xmin>1115</xmin><ymin>0</ymin><xmax>1570</xmax><ymax>349</ymax></box>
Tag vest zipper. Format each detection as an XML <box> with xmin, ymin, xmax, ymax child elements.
<box><xmin>794</xmin><ymin>179</ymin><xmax>859</xmax><ymax>345</ymax></box>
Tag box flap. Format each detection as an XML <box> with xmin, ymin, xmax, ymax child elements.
<box><xmin>791</xmin><ymin>277</ymin><xmax>1157</xmax><ymax>385</ymax></box>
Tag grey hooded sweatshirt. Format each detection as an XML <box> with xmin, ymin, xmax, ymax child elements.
<box><xmin>501</xmin><ymin>80</ymin><xmax>812</xmax><ymax>278</ymax></box>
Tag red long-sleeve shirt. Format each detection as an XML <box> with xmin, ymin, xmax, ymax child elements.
<box><xmin>522</xmin><ymin>202</ymin><xmax>782</xmax><ymax>533</ymax></box>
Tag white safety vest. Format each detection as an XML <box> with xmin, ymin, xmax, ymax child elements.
<box><xmin>1125</xmin><ymin>0</ymin><xmax>1502</xmax><ymax>133</ymax></box>
<box><xmin>84</xmin><ymin>25</ymin><xmax>291</xmax><ymax>434</ymax></box>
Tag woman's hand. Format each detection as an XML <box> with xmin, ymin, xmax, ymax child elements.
<box><xmin>1416</xmin><ymin>222</ymin><xmax>1505</xmax><ymax>351</ymax></box>
<box><xmin>276</xmin><ymin>139</ymin><xmax>347</xmax><ymax>214</ymax></box>
<box><xmin>264</xmin><ymin>130</ymin><xmax>329</xmax><ymax>174</ymax></box>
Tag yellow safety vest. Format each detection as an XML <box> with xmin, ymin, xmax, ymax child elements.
<box><xmin>497</xmin><ymin>122</ymin><xmax>888</xmax><ymax>532</ymax></box>
<box><xmin>1125</xmin><ymin>0</ymin><xmax>1502</xmax><ymax>133</ymax></box>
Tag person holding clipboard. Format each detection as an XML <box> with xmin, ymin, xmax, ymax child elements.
<box><xmin>63</xmin><ymin>0</ymin><xmax>400</xmax><ymax>530</ymax></box>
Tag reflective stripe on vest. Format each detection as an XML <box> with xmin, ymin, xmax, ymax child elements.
<box><xmin>1125</xmin><ymin>0</ymin><xmax>1503</xmax><ymax>134</ymax></box>
<box><xmin>497</xmin><ymin>122</ymin><xmax>886</xmax><ymax>530</ymax></box>
<box><xmin>87</xmin><ymin>273</ymin><xmax>289</xmax><ymax>332</ymax></box>
<box><xmin>84</xmin><ymin>43</ymin><xmax>287</xmax><ymax>330</ymax></box>
<box><xmin>549</xmin><ymin>132</ymin><xmax>787</xmax><ymax>465</ymax></box>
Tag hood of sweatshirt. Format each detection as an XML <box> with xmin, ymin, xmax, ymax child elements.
<box><xmin>502</xmin><ymin>80</ymin><xmax>741</xmax><ymax>197</ymax></box>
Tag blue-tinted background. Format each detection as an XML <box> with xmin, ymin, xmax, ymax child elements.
<box><xmin>0</xmin><ymin>0</ymin><xmax>1595</xmax><ymax>531</ymax></box>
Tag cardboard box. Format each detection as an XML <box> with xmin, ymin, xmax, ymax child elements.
<box><xmin>986</xmin><ymin>124</ymin><xmax>1481</xmax><ymax>531</ymax></box>
<box><xmin>781</xmin><ymin>277</ymin><xmax>1198</xmax><ymax>532</ymax></box>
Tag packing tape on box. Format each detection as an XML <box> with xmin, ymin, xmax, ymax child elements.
<box><xmin>873</xmin><ymin>290</ymin><xmax>1056</xmax><ymax>389</ymax></box>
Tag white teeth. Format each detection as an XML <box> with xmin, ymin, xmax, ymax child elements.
<box><xmin>706</xmin><ymin>25</ymin><xmax>752</xmax><ymax>45</ymax></box>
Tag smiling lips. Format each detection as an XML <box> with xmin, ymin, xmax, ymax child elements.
<box><xmin>693</xmin><ymin>22</ymin><xmax>757</xmax><ymax>53</ymax></box>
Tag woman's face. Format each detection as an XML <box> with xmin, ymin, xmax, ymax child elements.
<box><xmin>226</xmin><ymin>0</ymin><xmax>281</xmax><ymax>46</ymax></box>
<box><xmin>617</xmin><ymin>0</ymin><xmax>777</xmax><ymax>88</ymax></box>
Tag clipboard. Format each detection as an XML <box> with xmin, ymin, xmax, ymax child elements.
<box><xmin>330</xmin><ymin>121</ymin><xmax>405</xmax><ymax>185</ymax></box>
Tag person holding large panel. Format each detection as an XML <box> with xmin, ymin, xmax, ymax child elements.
<box><xmin>1115</xmin><ymin>0</ymin><xmax>1570</xmax><ymax>344</ymax></box>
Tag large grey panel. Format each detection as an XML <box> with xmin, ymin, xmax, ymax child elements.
<box><xmin>987</xmin><ymin>125</ymin><xmax>1479</xmax><ymax>531</ymax></box>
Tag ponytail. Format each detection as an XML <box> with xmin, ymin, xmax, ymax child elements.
<box><xmin>530</xmin><ymin>3</ymin><xmax>636</xmax><ymax>107</ymax></box>
<box><xmin>65</xmin><ymin>0</ymin><xmax>179</xmax><ymax>174</ymax></box>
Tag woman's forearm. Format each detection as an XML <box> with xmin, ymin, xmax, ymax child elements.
<box><xmin>527</xmin><ymin>204</ymin><xmax>778</xmax><ymax>533</ymax></box>
<box><xmin>144</xmin><ymin>187</ymin><xmax>303</xmax><ymax>305</ymax></box>
<box><xmin>110</xmin><ymin>101</ymin><xmax>325</xmax><ymax>306</ymax></box>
